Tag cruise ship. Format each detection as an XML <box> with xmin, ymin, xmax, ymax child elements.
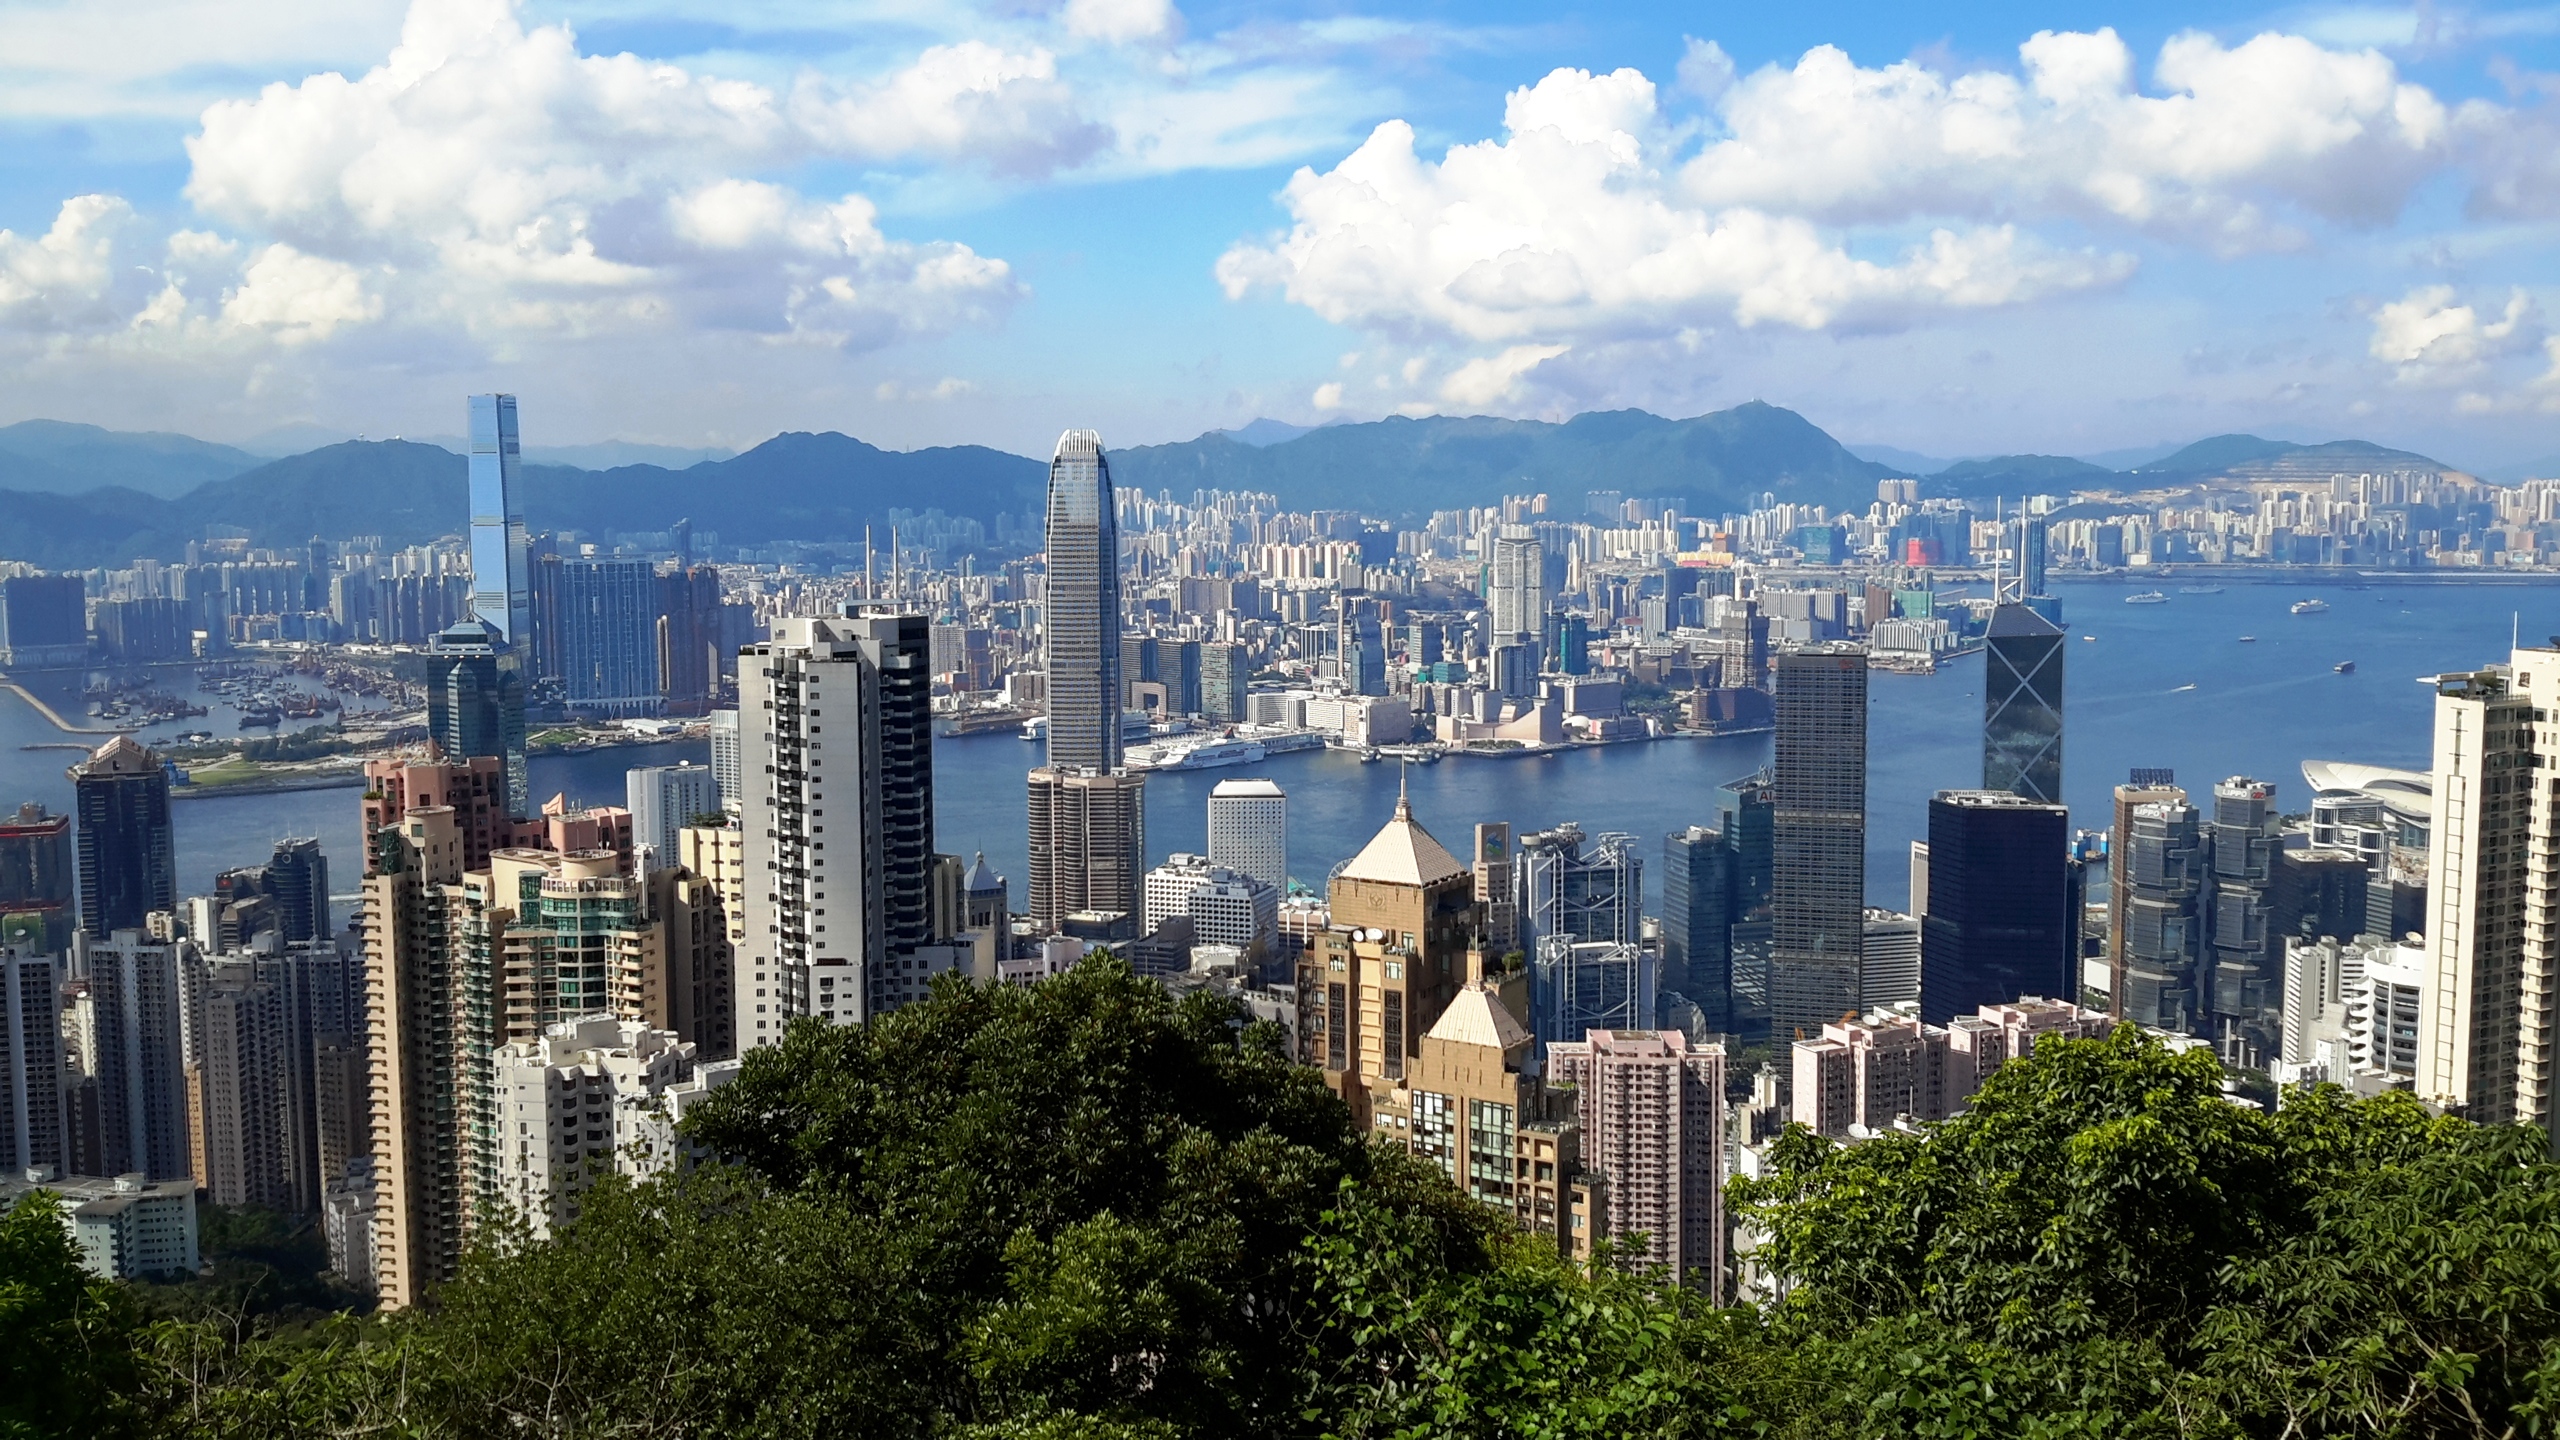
<box><xmin>2291</xmin><ymin>598</ymin><xmax>2330</xmax><ymax>615</ymax></box>
<box><xmin>2124</xmin><ymin>591</ymin><xmax>2169</xmax><ymax>605</ymax></box>
<box><xmin>1130</xmin><ymin>737</ymin><xmax>1268</xmax><ymax>772</ymax></box>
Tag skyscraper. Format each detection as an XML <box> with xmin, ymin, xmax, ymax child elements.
<box><xmin>1042</xmin><ymin>430</ymin><xmax>1122</xmax><ymax>772</ymax></box>
<box><xmin>556</xmin><ymin>558</ymin><xmax>664</xmax><ymax>716</ymax></box>
<box><xmin>1982</xmin><ymin>602</ymin><xmax>2065</xmax><ymax>804</ymax></box>
<box><xmin>70</xmin><ymin>736</ymin><xmax>175</xmax><ymax>939</ymax></box>
<box><xmin>1919</xmin><ymin>790</ymin><xmax>2073</xmax><ymax>1024</ymax></box>
<box><xmin>209</xmin><ymin>838</ymin><xmax>331</xmax><ymax>949</ymax></box>
<box><xmin>657</xmin><ymin>564</ymin><xmax>722</xmax><ymax>713</ymax></box>
<box><xmin>2107</xmin><ymin>769</ymin><xmax>2184</xmax><ymax>1011</ymax></box>
<box><xmin>0</xmin><ymin>802</ymin><xmax>73</xmax><ymax>955</ymax></box>
<box><xmin>1298</xmin><ymin>790</ymin><xmax>1476</xmax><ymax>1127</ymax></box>
<box><xmin>1024</xmin><ymin>768</ymin><xmax>1147</xmax><ymax>931</ymax></box>
<box><xmin>708</xmin><ymin>708</ymin><xmax>743</xmax><ymax>815</ymax></box>
<box><xmin>2207</xmin><ymin>776</ymin><xmax>2283</xmax><ymax>1062</ymax></box>
<box><xmin>1663</xmin><ymin>825</ymin><xmax>1734</xmax><ymax>1033</ymax></box>
<box><xmin>736</xmin><ymin>612</ymin><xmax>938</xmax><ymax>1045</ymax></box>
<box><xmin>1207</xmin><ymin>778</ymin><xmax>1287</xmax><ymax>893</ymax></box>
<box><xmin>2120</xmin><ymin>793</ymin><xmax>2210</xmax><ymax>1033</ymax></box>
<box><xmin>2418</xmin><ymin>651</ymin><xmax>2560</xmax><ymax>1130</ymax></box>
<box><xmin>70</xmin><ymin>929</ymin><xmax>191</xmax><ymax>1181</ymax></box>
<box><xmin>2</xmin><ymin>950</ymin><xmax>67</xmax><ymax>1176</ymax></box>
<box><xmin>627</xmin><ymin>762</ymin><xmax>720</xmax><ymax>870</ymax></box>
<box><xmin>1488</xmin><ymin>527</ymin><xmax>1546</xmax><ymax>663</ymax></box>
<box><xmin>1769</xmin><ymin>645</ymin><xmax>1868</xmax><ymax>1037</ymax></box>
<box><xmin>424</xmin><ymin>619</ymin><xmax>529</xmax><ymax>818</ymax></box>
<box><xmin>1545</xmin><ymin>1030</ymin><xmax>1726</xmax><ymax>1293</ymax></box>
<box><xmin>1199</xmin><ymin>642</ymin><xmax>1246</xmax><ymax>723</ymax></box>
<box><xmin>466</xmin><ymin>394</ymin><xmax>532</xmax><ymax>650</ymax></box>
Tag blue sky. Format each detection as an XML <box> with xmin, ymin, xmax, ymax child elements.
<box><xmin>5</xmin><ymin>0</ymin><xmax>2560</xmax><ymax>469</ymax></box>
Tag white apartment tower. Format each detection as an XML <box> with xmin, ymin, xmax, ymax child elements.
<box><xmin>737</xmin><ymin>612</ymin><xmax>937</xmax><ymax>1047</ymax></box>
<box><xmin>2418</xmin><ymin>648</ymin><xmax>2560</xmax><ymax>1130</ymax></box>
<box><xmin>490</xmin><ymin>1015</ymin><xmax>698</xmax><ymax>1240</ymax></box>
<box><xmin>1207</xmin><ymin>778</ymin><xmax>1287</xmax><ymax>894</ymax></box>
<box><xmin>626</xmin><ymin>762</ymin><xmax>720</xmax><ymax>871</ymax></box>
<box><xmin>1487</xmin><ymin>526</ymin><xmax>1547</xmax><ymax>653</ymax></box>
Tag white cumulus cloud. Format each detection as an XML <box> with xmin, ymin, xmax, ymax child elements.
<box><xmin>2370</xmin><ymin>285</ymin><xmax>2542</xmax><ymax>385</ymax></box>
<box><xmin>1217</xmin><ymin>67</ymin><xmax>2133</xmax><ymax>354</ymax></box>
<box><xmin>1684</xmin><ymin>28</ymin><xmax>2452</xmax><ymax>252</ymax></box>
<box><xmin>219</xmin><ymin>244</ymin><xmax>383</xmax><ymax>342</ymax></box>
<box><xmin>0</xmin><ymin>196</ymin><xmax>142</xmax><ymax>331</ymax></box>
<box><xmin>174</xmin><ymin>0</ymin><xmax>1025</xmax><ymax>348</ymax></box>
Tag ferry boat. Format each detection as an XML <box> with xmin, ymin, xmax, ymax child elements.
<box><xmin>2124</xmin><ymin>591</ymin><xmax>2169</xmax><ymax>605</ymax></box>
<box><xmin>2238</xmin><ymin>636</ymin><xmax>2257</xmax><ymax>643</ymax></box>
<box><xmin>2334</xmin><ymin>661</ymin><xmax>2356</xmax><ymax>674</ymax></box>
<box><xmin>2291</xmin><ymin>598</ymin><xmax>2330</xmax><ymax>615</ymax></box>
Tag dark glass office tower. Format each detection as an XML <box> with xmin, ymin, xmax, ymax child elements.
<box><xmin>2208</xmin><ymin>776</ymin><xmax>2282</xmax><ymax>1063</ymax></box>
<box><xmin>1983</xmin><ymin>602</ymin><xmax>2065</xmax><ymax>804</ymax></box>
<box><xmin>1663</xmin><ymin>825</ymin><xmax>1734</xmax><ymax>1032</ymax></box>
<box><xmin>70</xmin><ymin>736</ymin><xmax>175</xmax><ymax>938</ymax></box>
<box><xmin>1919</xmin><ymin>790</ymin><xmax>2072</xmax><ymax>1023</ymax></box>
<box><xmin>1714</xmin><ymin>769</ymin><xmax>1774</xmax><ymax>914</ymax></box>
<box><xmin>1043</xmin><ymin>430</ymin><xmax>1122</xmax><ymax>772</ymax></box>
<box><xmin>2121</xmin><ymin>793</ymin><xmax>2209</xmax><ymax>1033</ymax></box>
<box><xmin>425</xmin><ymin>618</ymin><xmax>529</xmax><ymax>816</ymax></box>
<box><xmin>1769</xmin><ymin>644</ymin><xmax>1867</xmax><ymax>1036</ymax></box>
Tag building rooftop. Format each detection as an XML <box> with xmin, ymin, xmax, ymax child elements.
<box><xmin>1426</xmin><ymin>984</ymin><xmax>1530</xmax><ymax>1053</ymax></box>
<box><xmin>1210</xmin><ymin>778</ymin><xmax>1286</xmax><ymax>798</ymax></box>
<box><xmin>1336</xmin><ymin>788</ymin><xmax>1465</xmax><ymax>888</ymax></box>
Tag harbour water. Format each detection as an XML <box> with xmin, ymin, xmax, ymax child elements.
<box><xmin>0</xmin><ymin>577</ymin><xmax>2545</xmax><ymax>913</ymax></box>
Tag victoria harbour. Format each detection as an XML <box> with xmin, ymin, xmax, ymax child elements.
<box><xmin>6</xmin><ymin>577</ymin><xmax>2537</xmax><ymax>917</ymax></box>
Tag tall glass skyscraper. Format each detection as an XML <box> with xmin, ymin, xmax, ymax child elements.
<box><xmin>461</xmin><ymin>395</ymin><xmax>533</xmax><ymax>816</ymax></box>
<box><xmin>466</xmin><ymin>395</ymin><xmax>532</xmax><ymax>649</ymax></box>
<box><xmin>1769</xmin><ymin>644</ymin><xmax>1868</xmax><ymax>1037</ymax></box>
<box><xmin>1042</xmin><ymin>430</ymin><xmax>1122</xmax><ymax>772</ymax></box>
<box><xmin>1983</xmin><ymin>602</ymin><xmax>2065</xmax><ymax>803</ymax></box>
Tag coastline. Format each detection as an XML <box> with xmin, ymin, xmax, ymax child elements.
<box><xmin>0</xmin><ymin>679</ymin><xmax>127</xmax><ymax>737</ymax></box>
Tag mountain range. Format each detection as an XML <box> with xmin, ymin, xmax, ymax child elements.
<box><xmin>0</xmin><ymin>406</ymin><xmax>2473</xmax><ymax>571</ymax></box>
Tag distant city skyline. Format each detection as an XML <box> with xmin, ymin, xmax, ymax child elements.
<box><xmin>5</xmin><ymin>2</ymin><xmax>2560</xmax><ymax>466</ymax></box>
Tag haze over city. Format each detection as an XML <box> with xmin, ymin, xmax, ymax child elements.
<box><xmin>4</xmin><ymin>0</ymin><xmax>2560</xmax><ymax>464</ymax></box>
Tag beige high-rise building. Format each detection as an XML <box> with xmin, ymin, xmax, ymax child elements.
<box><xmin>364</xmin><ymin>806</ymin><xmax>466</xmax><ymax>1311</ymax></box>
<box><xmin>1299</xmin><ymin>790</ymin><xmax>1479</xmax><ymax>1128</ymax></box>
<box><xmin>1026</xmin><ymin>768</ymin><xmax>1147</xmax><ymax>931</ymax></box>
<box><xmin>2418</xmin><ymin>648</ymin><xmax>2560</xmax><ymax>1129</ymax></box>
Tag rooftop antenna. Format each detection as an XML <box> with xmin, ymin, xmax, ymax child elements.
<box><xmin>1395</xmin><ymin>760</ymin><xmax>1411</xmax><ymax>820</ymax></box>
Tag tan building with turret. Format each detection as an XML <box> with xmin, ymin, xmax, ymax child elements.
<box><xmin>1299</xmin><ymin>789</ymin><xmax>1479</xmax><ymax>1127</ymax></box>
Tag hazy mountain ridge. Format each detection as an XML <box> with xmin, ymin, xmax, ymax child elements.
<box><xmin>0</xmin><ymin>420</ymin><xmax>265</xmax><ymax>499</ymax></box>
<box><xmin>0</xmin><ymin>409</ymin><xmax>2475</xmax><ymax>571</ymax></box>
<box><xmin>1110</xmin><ymin>402</ymin><xmax>1894</xmax><ymax>519</ymax></box>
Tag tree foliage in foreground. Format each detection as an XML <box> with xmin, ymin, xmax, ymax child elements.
<box><xmin>14</xmin><ymin>959</ymin><xmax>2560</xmax><ymax>1438</ymax></box>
